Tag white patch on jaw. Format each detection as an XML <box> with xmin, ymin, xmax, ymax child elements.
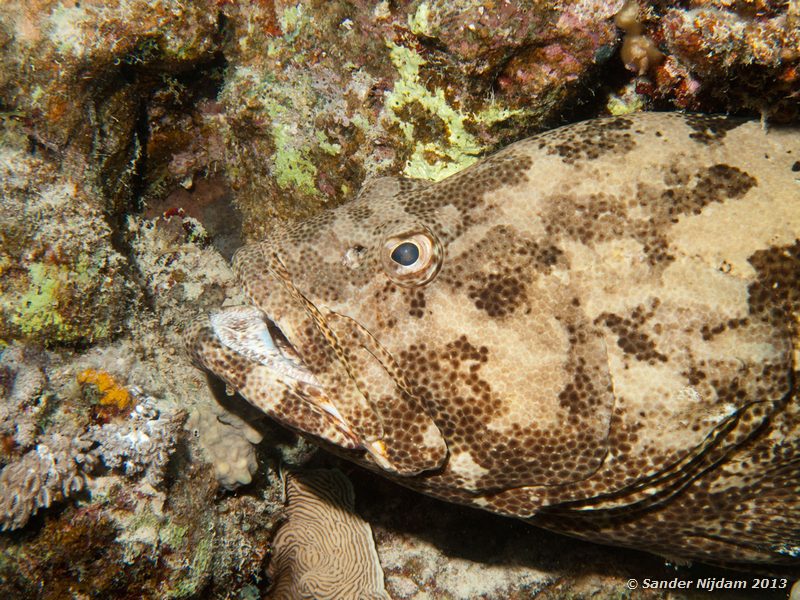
<box><xmin>448</xmin><ymin>451</ymin><xmax>490</xmax><ymax>487</ymax></box>
<box><xmin>210</xmin><ymin>306</ymin><xmax>276</xmax><ymax>359</ymax></box>
<box><xmin>320</xmin><ymin>401</ymin><xmax>347</xmax><ymax>422</ymax></box>
<box><xmin>210</xmin><ymin>307</ymin><xmax>319</xmax><ymax>386</ymax></box>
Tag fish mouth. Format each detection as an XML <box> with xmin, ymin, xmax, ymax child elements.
<box><xmin>210</xmin><ymin>307</ymin><xmax>318</xmax><ymax>386</ymax></box>
<box><xmin>208</xmin><ymin>306</ymin><xmax>356</xmax><ymax>441</ymax></box>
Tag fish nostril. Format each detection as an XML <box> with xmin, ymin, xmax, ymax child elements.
<box><xmin>342</xmin><ymin>245</ymin><xmax>368</xmax><ymax>269</ymax></box>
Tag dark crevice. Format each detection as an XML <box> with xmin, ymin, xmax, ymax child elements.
<box><xmin>171</xmin><ymin>49</ymin><xmax>229</xmax><ymax>106</ymax></box>
<box><xmin>559</xmin><ymin>47</ymin><xmax>634</xmax><ymax>124</ymax></box>
<box><xmin>101</xmin><ymin>85</ymin><xmax>151</xmax><ymax>286</ymax></box>
<box><xmin>487</xmin><ymin>42</ymin><xmax>538</xmax><ymax>97</ymax></box>
<box><xmin>129</xmin><ymin>97</ymin><xmax>150</xmax><ymax>214</ymax></box>
<box><xmin>95</xmin><ymin>12</ymin><xmax>230</xmax><ymax>317</ymax></box>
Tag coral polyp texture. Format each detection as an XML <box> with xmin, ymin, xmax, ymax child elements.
<box><xmin>0</xmin><ymin>434</ymin><xmax>95</xmax><ymax>531</ymax></box>
<box><xmin>89</xmin><ymin>398</ymin><xmax>184</xmax><ymax>488</ymax></box>
<box><xmin>187</xmin><ymin>398</ymin><xmax>263</xmax><ymax>490</ymax></box>
<box><xmin>0</xmin><ymin>394</ymin><xmax>183</xmax><ymax>531</ymax></box>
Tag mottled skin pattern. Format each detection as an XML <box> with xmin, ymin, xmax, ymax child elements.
<box><xmin>186</xmin><ymin>113</ymin><xmax>800</xmax><ymax>565</ymax></box>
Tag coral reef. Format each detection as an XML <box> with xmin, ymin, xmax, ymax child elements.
<box><xmin>0</xmin><ymin>336</ymin><xmax>277</xmax><ymax>596</ymax></box>
<box><xmin>220</xmin><ymin>2</ymin><xmax>618</xmax><ymax>233</ymax></box>
<box><xmin>612</xmin><ymin>0</ymin><xmax>800</xmax><ymax>115</ymax></box>
<box><xmin>0</xmin><ymin>0</ymin><xmax>219</xmax><ymax>202</ymax></box>
<box><xmin>0</xmin><ymin>433</ymin><xmax>95</xmax><ymax>531</ymax></box>
<box><xmin>0</xmin><ymin>344</ymin><xmax>47</xmax><ymax>451</ymax></box>
<box><xmin>0</xmin><ymin>396</ymin><xmax>183</xmax><ymax>530</ymax></box>
<box><xmin>268</xmin><ymin>469</ymin><xmax>389</xmax><ymax>600</ymax></box>
<box><xmin>89</xmin><ymin>397</ymin><xmax>183</xmax><ymax>487</ymax></box>
<box><xmin>0</xmin><ymin>134</ymin><xmax>130</xmax><ymax>346</ymax></box>
<box><xmin>126</xmin><ymin>203</ymin><xmax>245</xmax><ymax>337</ymax></box>
<box><xmin>0</xmin><ymin>0</ymin><xmax>231</xmax><ymax>347</ymax></box>
<box><xmin>1</xmin><ymin>510</ymin><xmax>137</xmax><ymax>599</ymax></box>
<box><xmin>181</xmin><ymin>0</ymin><xmax>799</xmax><ymax>239</ymax></box>
<box><xmin>217</xmin><ymin>1</ymin><xmax>623</xmax><ymax>234</ymax></box>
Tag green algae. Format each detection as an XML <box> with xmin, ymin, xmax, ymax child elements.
<box><xmin>2</xmin><ymin>253</ymin><xmax>115</xmax><ymax>345</ymax></box>
<box><xmin>10</xmin><ymin>263</ymin><xmax>68</xmax><ymax>336</ymax></box>
<box><xmin>315</xmin><ymin>130</ymin><xmax>342</xmax><ymax>156</ymax></box>
<box><xmin>407</xmin><ymin>2</ymin><xmax>433</xmax><ymax>37</ymax></box>
<box><xmin>607</xmin><ymin>89</ymin><xmax>647</xmax><ymax>116</ymax></box>
<box><xmin>271</xmin><ymin>120</ymin><xmax>320</xmax><ymax>196</ymax></box>
<box><xmin>167</xmin><ymin>534</ymin><xmax>213</xmax><ymax>598</ymax></box>
<box><xmin>279</xmin><ymin>3</ymin><xmax>307</xmax><ymax>41</ymax></box>
<box><xmin>384</xmin><ymin>41</ymin><xmax>522</xmax><ymax>181</ymax></box>
<box><xmin>235</xmin><ymin>68</ymin><xmax>322</xmax><ymax>197</ymax></box>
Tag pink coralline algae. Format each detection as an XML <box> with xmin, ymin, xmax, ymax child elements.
<box><xmin>615</xmin><ymin>1</ymin><xmax>799</xmax><ymax>115</ymax></box>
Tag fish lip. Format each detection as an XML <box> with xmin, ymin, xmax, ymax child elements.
<box><xmin>209</xmin><ymin>306</ymin><xmax>358</xmax><ymax>440</ymax></box>
<box><xmin>210</xmin><ymin>306</ymin><xmax>319</xmax><ymax>386</ymax></box>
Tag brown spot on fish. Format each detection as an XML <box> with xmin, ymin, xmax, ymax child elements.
<box><xmin>684</xmin><ymin>113</ymin><xmax>747</xmax><ymax>145</ymax></box>
<box><xmin>747</xmin><ymin>240</ymin><xmax>800</xmax><ymax>328</ymax></box>
<box><xmin>540</xmin><ymin>116</ymin><xmax>636</xmax><ymax>164</ymax></box>
<box><xmin>597</xmin><ymin>306</ymin><xmax>668</xmax><ymax>364</ymax></box>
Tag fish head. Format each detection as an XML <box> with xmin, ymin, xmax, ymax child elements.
<box><xmin>192</xmin><ymin>144</ymin><xmax>617</xmax><ymax>494</ymax></box>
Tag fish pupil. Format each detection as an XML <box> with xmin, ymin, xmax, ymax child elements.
<box><xmin>391</xmin><ymin>242</ymin><xmax>420</xmax><ymax>266</ymax></box>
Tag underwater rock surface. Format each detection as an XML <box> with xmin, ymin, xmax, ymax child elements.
<box><xmin>0</xmin><ymin>0</ymin><xmax>797</xmax><ymax>598</ymax></box>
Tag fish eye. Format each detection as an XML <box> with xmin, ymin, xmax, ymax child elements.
<box><xmin>381</xmin><ymin>227</ymin><xmax>442</xmax><ymax>287</ymax></box>
<box><xmin>390</xmin><ymin>242</ymin><xmax>420</xmax><ymax>266</ymax></box>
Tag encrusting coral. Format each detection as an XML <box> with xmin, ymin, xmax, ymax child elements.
<box><xmin>0</xmin><ymin>344</ymin><xmax>47</xmax><ymax>451</ymax></box>
<box><xmin>0</xmin><ymin>433</ymin><xmax>96</xmax><ymax>531</ymax></box>
<box><xmin>0</xmin><ymin>393</ymin><xmax>184</xmax><ymax>530</ymax></box>
<box><xmin>267</xmin><ymin>469</ymin><xmax>389</xmax><ymax>600</ymax></box>
<box><xmin>77</xmin><ymin>369</ymin><xmax>133</xmax><ymax>411</ymax></box>
<box><xmin>89</xmin><ymin>397</ymin><xmax>183</xmax><ymax>488</ymax></box>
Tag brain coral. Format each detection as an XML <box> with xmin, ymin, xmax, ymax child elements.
<box><xmin>268</xmin><ymin>469</ymin><xmax>389</xmax><ymax>600</ymax></box>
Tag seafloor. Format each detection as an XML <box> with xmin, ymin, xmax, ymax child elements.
<box><xmin>0</xmin><ymin>1</ymin><xmax>798</xmax><ymax>598</ymax></box>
